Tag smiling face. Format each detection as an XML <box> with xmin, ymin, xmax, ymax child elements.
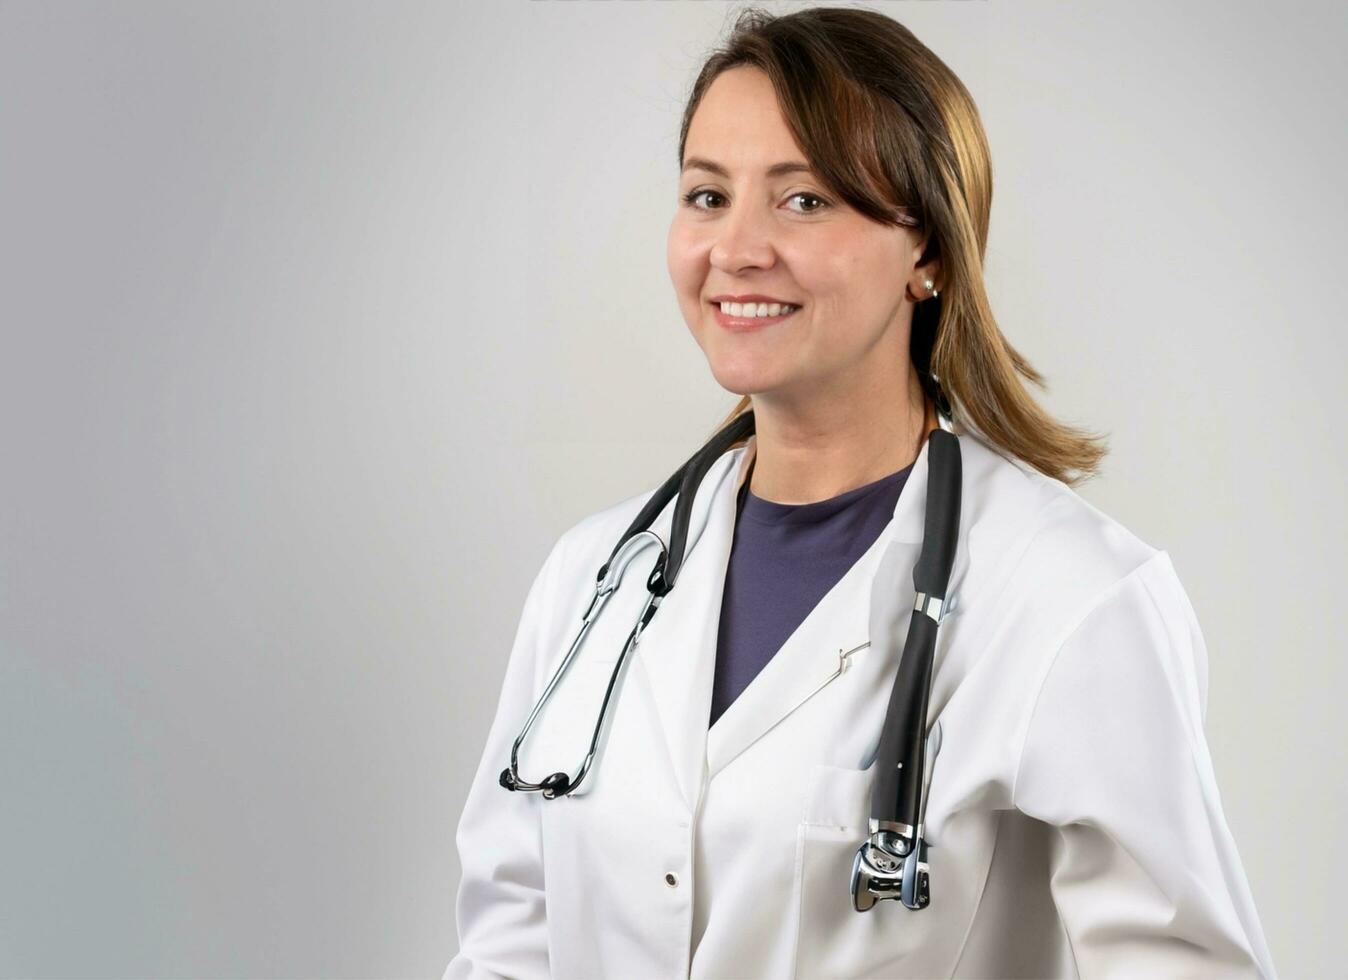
<box><xmin>667</xmin><ymin>65</ymin><xmax>932</xmax><ymax>406</ymax></box>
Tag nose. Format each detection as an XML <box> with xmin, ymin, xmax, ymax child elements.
<box><xmin>708</xmin><ymin>200</ymin><xmax>779</xmax><ymax>274</ymax></box>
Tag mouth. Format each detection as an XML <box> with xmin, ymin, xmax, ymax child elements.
<box><xmin>709</xmin><ymin>300</ymin><xmax>802</xmax><ymax>333</ymax></box>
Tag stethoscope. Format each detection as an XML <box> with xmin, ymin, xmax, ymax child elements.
<box><xmin>499</xmin><ymin>392</ymin><xmax>962</xmax><ymax>915</ymax></box>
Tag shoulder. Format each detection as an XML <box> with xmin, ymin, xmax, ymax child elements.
<box><xmin>952</xmin><ymin>429</ymin><xmax>1198</xmax><ymax>666</ymax></box>
<box><xmin>550</xmin><ymin>482</ymin><xmax>659</xmax><ymax>577</ymax></box>
<box><xmin>511</xmin><ymin>479</ymin><xmax>670</xmax><ymax>685</ymax></box>
<box><xmin>951</xmin><ymin>430</ymin><xmax>1210</xmax><ymax>733</ymax></box>
<box><xmin>549</xmin><ymin>440</ymin><xmax>751</xmax><ymax>577</ymax></box>
<box><xmin>958</xmin><ymin>427</ymin><xmax>1160</xmax><ymax>594</ymax></box>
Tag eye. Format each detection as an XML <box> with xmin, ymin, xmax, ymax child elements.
<box><xmin>679</xmin><ymin>188</ymin><xmax>834</xmax><ymax>215</ymax></box>
<box><xmin>786</xmin><ymin>191</ymin><xmax>831</xmax><ymax>215</ymax></box>
<box><xmin>681</xmin><ymin>188</ymin><xmax>726</xmax><ymax>211</ymax></box>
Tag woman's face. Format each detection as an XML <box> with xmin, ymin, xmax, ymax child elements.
<box><xmin>667</xmin><ymin>66</ymin><xmax>930</xmax><ymax>404</ymax></box>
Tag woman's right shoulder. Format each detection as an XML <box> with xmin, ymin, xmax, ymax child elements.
<box><xmin>549</xmin><ymin>437</ymin><xmax>751</xmax><ymax>564</ymax></box>
<box><xmin>547</xmin><ymin>483</ymin><xmax>662</xmax><ymax>578</ymax></box>
<box><xmin>517</xmin><ymin>484</ymin><xmax>665</xmax><ymax>681</ymax></box>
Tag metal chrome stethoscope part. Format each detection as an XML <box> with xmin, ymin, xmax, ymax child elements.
<box><xmin>499</xmin><ymin>529</ymin><xmax>667</xmax><ymax>800</ymax></box>
<box><xmin>850</xmin><ymin>720</ymin><xmax>943</xmax><ymax>911</ymax></box>
<box><xmin>499</xmin><ymin>409</ymin><xmax>757</xmax><ymax>801</ymax></box>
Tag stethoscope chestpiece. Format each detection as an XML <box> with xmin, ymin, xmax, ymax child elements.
<box><xmin>850</xmin><ymin>832</ymin><xmax>931</xmax><ymax>913</ymax></box>
<box><xmin>851</xmin><ymin>719</ymin><xmax>943</xmax><ymax>913</ymax></box>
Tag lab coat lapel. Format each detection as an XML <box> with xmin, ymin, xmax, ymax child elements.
<box><xmin>705</xmin><ymin>430</ymin><xmax>933</xmax><ymax>779</ymax></box>
<box><xmin>631</xmin><ymin>440</ymin><xmax>747</xmax><ymax>812</ymax></box>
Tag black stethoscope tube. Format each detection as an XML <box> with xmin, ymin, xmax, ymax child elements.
<box><xmin>602</xmin><ymin>410</ymin><xmax>757</xmax><ymax>599</ymax></box>
<box><xmin>853</xmin><ymin>425</ymin><xmax>961</xmax><ymax>911</ymax></box>
<box><xmin>870</xmin><ymin>429</ymin><xmax>960</xmax><ymax>827</ymax></box>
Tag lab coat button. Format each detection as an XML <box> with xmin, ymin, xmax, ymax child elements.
<box><xmin>665</xmin><ymin>872</ymin><xmax>679</xmax><ymax>887</ymax></box>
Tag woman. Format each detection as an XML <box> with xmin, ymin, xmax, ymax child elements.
<box><xmin>446</xmin><ymin>7</ymin><xmax>1275</xmax><ymax>978</ymax></box>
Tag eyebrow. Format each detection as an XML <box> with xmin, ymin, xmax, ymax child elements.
<box><xmin>681</xmin><ymin>157</ymin><xmax>815</xmax><ymax>179</ymax></box>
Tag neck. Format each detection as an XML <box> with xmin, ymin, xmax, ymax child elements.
<box><xmin>746</xmin><ymin>363</ymin><xmax>937</xmax><ymax>505</ymax></box>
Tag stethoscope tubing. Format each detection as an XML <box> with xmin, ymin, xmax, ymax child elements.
<box><xmin>870</xmin><ymin>429</ymin><xmax>961</xmax><ymax>830</ymax></box>
<box><xmin>503</xmin><ymin>529</ymin><xmax>667</xmax><ymax>799</ymax></box>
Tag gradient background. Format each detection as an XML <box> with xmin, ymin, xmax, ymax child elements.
<box><xmin>1</xmin><ymin>1</ymin><xmax>1342</xmax><ymax>976</ymax></box>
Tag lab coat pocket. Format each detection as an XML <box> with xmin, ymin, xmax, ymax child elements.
<box><xmin>801</xmin><ymin>762</ymin><xmax>873</xmax><ymax>831</ymax></box>
<box><xmin>793</xmin><ymin>763</ymin><xmax>938</xmax><ymax>979</ymax></box>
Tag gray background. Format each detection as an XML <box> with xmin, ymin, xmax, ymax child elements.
<box><xmin>1</xmin><ymin>1</ymin><xmax>1342</xmax><ymax>976</ymax></box>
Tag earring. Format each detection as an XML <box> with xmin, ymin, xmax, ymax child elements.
<box><xmin>923</xmin><ymin>278</ymin><xmax>939</xmax><ymax>299</ymax></box>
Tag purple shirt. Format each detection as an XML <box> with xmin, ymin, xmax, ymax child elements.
<box><xmin>708</xmin><ymin>459</ymin><xmax>913</xmax><ymax>727</ymax></box>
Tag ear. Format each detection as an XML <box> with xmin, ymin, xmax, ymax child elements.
<box><xmin>919</xmin><ymin>259</ymin><xmax>941</xmax><ymax>293</ymax></box>
<box><xmin>906</xmin><ymin>259</ymin><xmax>941</xmax><ymax>303</ymax></box>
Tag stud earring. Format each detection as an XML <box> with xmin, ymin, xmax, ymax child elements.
<box><xmin>923</xmin><ymin>278</ymin><xmax>939</xmax><ymax>299</ymax></box>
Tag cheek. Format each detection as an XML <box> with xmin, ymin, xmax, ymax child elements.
<box><xmin>793</xmin><ymin>246</ymin><xmax>894</xmax><ymax>325</ymax></box>
<box><xmin>810</xmin><ymin>243</ymin><xmax>863</xmax><ymax>289</ymax></box>
<box><xmin>666</xmin><ymin>231</ymin><xmax>703</xmax><ymax>331</ymax></box>
<box><xmin>669</xmin><ymin>241</ymin><xmax>714</xmax><ymax>334</ymax></box>
<box><xmin>666</xmin><ymin>223</ymin><xmax>699</xmax><ymax>283</ymax></box>
<box><xmin>774</xmin><ymin>236</ymin><xmax>848</xmax><ymax>299</ymax></box>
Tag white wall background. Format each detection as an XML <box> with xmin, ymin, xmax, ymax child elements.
<box><xmin>1</xmin><ymin>1</ymin><xmax>1342</xmax><ymax>976</ymax></box>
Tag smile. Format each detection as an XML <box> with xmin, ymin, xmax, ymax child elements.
<box><xmin>710</xmin><ymin>301</ymin><xmax>802</xmax><ymax>333</ymax></box>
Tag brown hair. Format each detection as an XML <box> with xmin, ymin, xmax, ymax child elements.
<box><xmin>679</xmin><ymin>5</ymin><xmax>1108</xmax><ymax>487</ymax></box>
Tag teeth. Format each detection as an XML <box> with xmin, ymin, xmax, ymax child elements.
<box><xmin>719</xmin><ymin>301</ymin><xmax>800</xmax><ymax>317</ymax></box>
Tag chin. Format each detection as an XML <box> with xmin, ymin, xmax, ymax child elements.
<box><xmin>706</xmin><ymin>360</ymin><xmax>783</xmax><ymax>398</ymax></box>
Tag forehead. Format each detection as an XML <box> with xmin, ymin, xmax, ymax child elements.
<box><xmin>684</xmin><ymin>67</ymin><xmax>807</xmax><ymax>170</ymax></box>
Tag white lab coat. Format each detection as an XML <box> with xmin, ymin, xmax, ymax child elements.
<box><xmin>445</xmin><ymin>416</ymin><xmax>1276</xmax><ymax>979</ymax></box>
